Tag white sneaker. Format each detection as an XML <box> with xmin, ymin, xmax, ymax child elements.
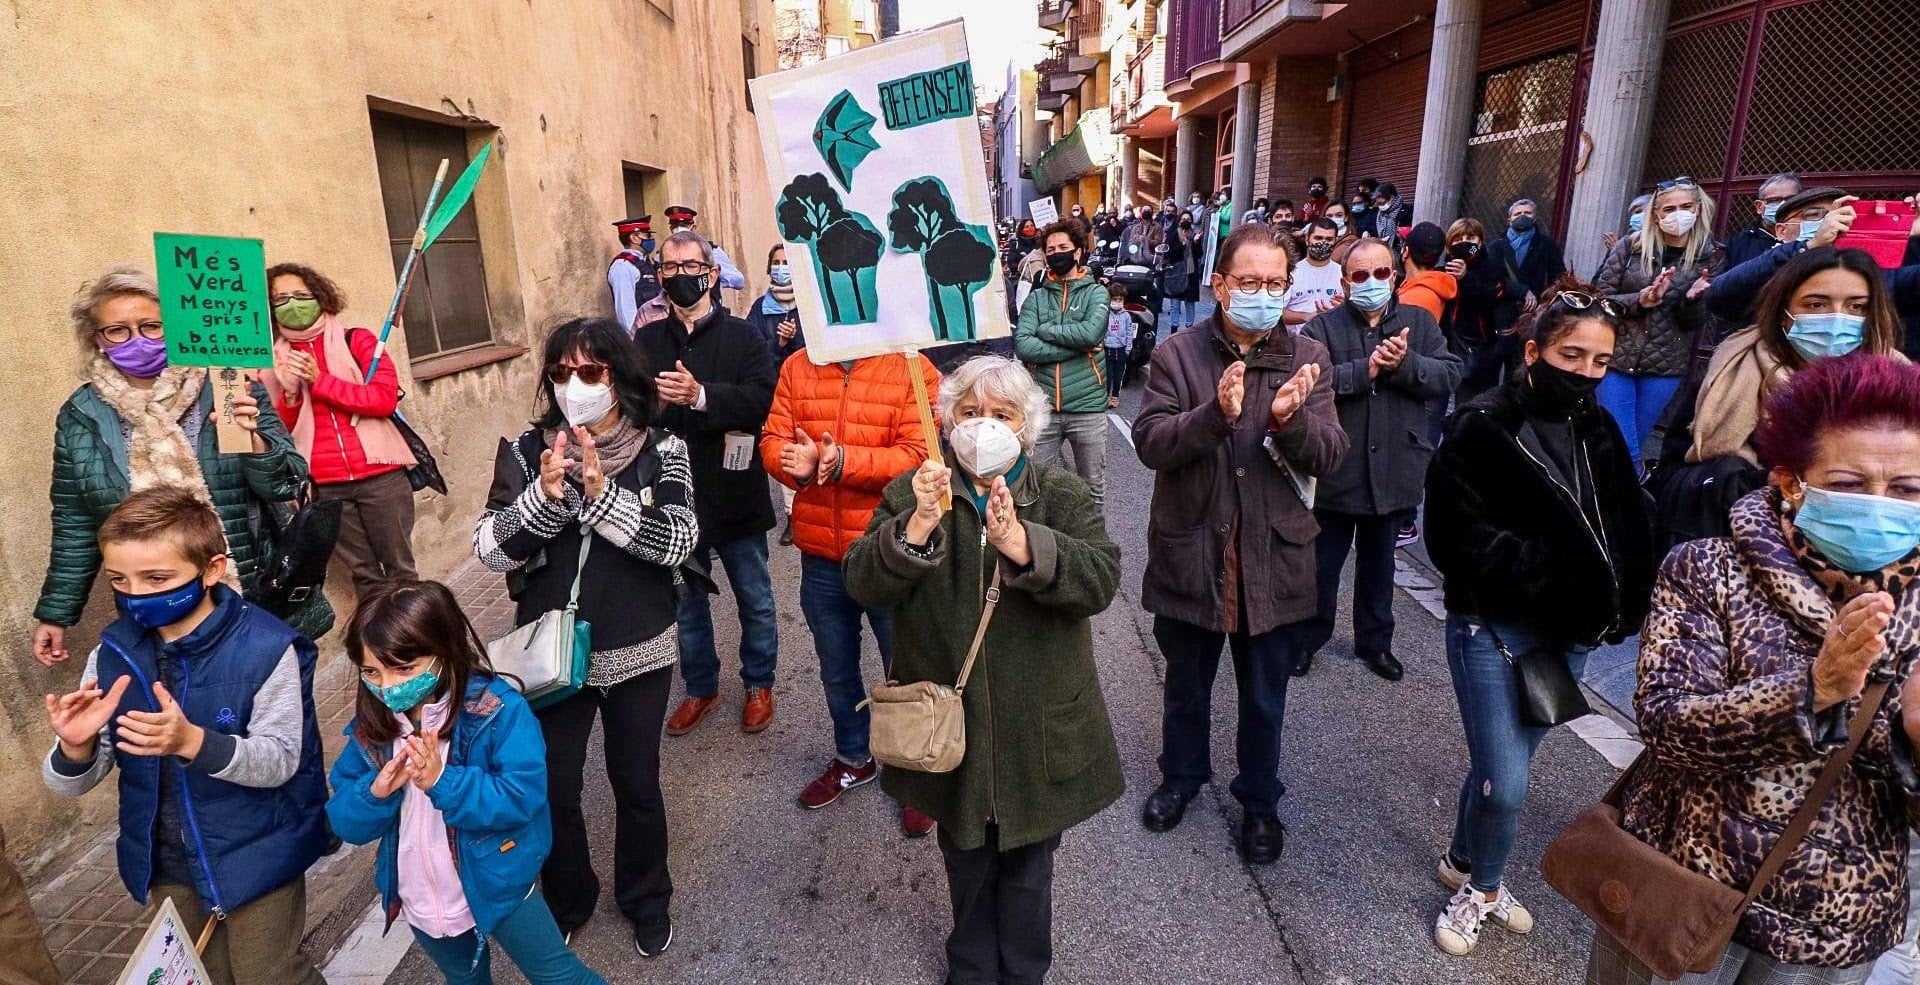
<box><xmin>1435</xmin><ymin>883</ymin><xmax>1534</xmax><ymax>956</ymax></box>
<box><xmin>1435</xmin><ymin>856</ymin><xmax>1533</xmax><ymax>933</ymax></box>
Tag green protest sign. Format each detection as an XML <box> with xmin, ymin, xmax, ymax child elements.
<box><xmin>875</xmin><ymin>60</ymin><xmax>973</xmax><ymax>131</ymax></box>
<box><xmin>153</xmin><ymin>233</ymin><xmax>274</xmax><ymax>368</ymax></box>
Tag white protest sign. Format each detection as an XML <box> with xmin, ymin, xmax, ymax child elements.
<box><xmin>751</xmin><ymin>20</ymin><xmax>1010</xmax><ymax>363</ymax></box>
<box><xmin>1029</xmin><ymin>198</ymin><xmax>1059</xmax><ymax>227</ymax></box>
<box><xmin>117</xmin><ymin>897</ymin><xmax>213</xmax><ymax>985</ymax></box>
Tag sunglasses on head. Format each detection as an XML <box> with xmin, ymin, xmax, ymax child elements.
<box><xmin>1551</xmin><ymin>291</ymin><xmax>1626</xmax><ymax>318</ymax></box>
<box><xmin>1655</xmin><ymin>175</ymin><xmax>1697</xmax><ymax>191</ymax></box>
<box><xmin>1347</xmin><ymin>266</ymin><xmax>1395</xmax><ymax>283</ymax></box>
<box><xmin>546</xmin><ymin>362</ymin><xmax>610</xmax><ymax>386</ymax></box>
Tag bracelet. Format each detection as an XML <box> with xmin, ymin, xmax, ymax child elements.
<box><xmin>897</xmin><ymin>529</ymin><xmax>935</xmax><ymax>559</ymax></box>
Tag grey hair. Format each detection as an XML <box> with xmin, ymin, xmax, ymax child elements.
<box><xmin>938</xmin><ymin>355</ymin><xmax>1049</xmax><ymax>449</ymax></box>
<box><xmin>660</xmin><ymin>229</ymin><xmax>714</xmax><ymax>268</ymax></box>
<box><xmin>1508</xmin><ymin>198</ymin><xmax>1537</xmax><ymax>213</ymax></box>
<box><xmin>70</xmin><ymin>265</ymin><xmax>158</xmax><ymax>347</ymax></box>
<box><xmin>1760</xmin><ymin>171</ymin><xmax>1804</xmax><ymax>196</ymax></box>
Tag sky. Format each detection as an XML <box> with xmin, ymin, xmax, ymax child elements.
<box><xmin>897</xmin><ymin>0</ymin><xmax>1049</xmax><ymax>101</ymax></box>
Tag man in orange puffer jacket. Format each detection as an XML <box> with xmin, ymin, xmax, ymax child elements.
<box><xmin>761</xmin><ymin>350</ymin><xmax>942</xmax><ymax>837</ymax></box>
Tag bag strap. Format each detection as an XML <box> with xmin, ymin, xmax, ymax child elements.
<box><xmin>952</xmin><ymin>566</ymin><xmax>1005</xmax><ymax>695</ymax></box>
<box><xmin>1736</xmin><ymin>676</ymin><xmax>1893</xmax><ymax>910</ymax></box>
<box><xmin>564</xmin><ymin>527</ymin><xmax>592</xmax><ymax>612</ymax></box>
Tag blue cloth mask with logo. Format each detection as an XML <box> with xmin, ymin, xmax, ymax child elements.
<box><xmin>362</xmin><ymin>661</ymin><xmax>443</xmax><ymax>714</ymax></box>
<box><xmin>114</xmin><ymin>577</ymin><xmax>209</xmax><ymax>630</ymax></box>
<box><xmin>1785</xmin><ymin>311</ymin><xmax>1865</xmax><ymax>361</ymax></box>
<box><xmin>1795</xmin><ymin>485</ymin><xmax>1920</xmax><ymax>573</ymax></box>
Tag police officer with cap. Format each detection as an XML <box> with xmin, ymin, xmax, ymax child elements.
<box><xmin>610</xmin><ymin>215</ymin><xmax>661</xmax><ymax>333</ymax></box>
<box><xmin>664</xmin><ymin>205</ymin><xmax>747</xmax><ymax>300</ymax></box>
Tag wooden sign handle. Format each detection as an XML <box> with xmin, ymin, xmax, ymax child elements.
<box><xmin>208</xmin><ymin>368</ymin><xmax>253</xmax><ymax>454</ymax></box>
<box><xmin>905</xmin><ymin>352</ymin><xmax>951</xmax><ymax>512</ymax></box>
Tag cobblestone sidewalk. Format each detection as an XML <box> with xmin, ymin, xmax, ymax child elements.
<box><xmin>28</xmin><ymin>561</ymin><xmax>515</xmax><ymax>984</ymax></box>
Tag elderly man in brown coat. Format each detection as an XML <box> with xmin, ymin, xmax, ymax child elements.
<box><xmin>1133</xmin><ymin>224</ymin><xmax>1349</xmax><ymax>865</ymax></box>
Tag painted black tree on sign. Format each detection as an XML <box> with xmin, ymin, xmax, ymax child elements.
<box><xmin>886</xmin><ymin>177</ymin><xmax>996</xmax><ymax>340</ymax></box>
<box><xmin>776</xmin><ymin>172</ymin><xmax>883</xmax><ymax>324</ymax></box>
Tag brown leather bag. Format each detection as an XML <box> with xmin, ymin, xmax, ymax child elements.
<box><xmin>1542</xmin><ymin>678</ymin><xmax>1891</xmax><ymax>980</ymax></box>
<box><xmin>860</xmin><ymin>567</ymin><xmax>1003</xmax><ymax>774</ymax></box>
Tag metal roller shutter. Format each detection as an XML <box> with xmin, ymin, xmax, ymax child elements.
<box><xmin>1479</xmin><ymin>0</ymin><xmax>1589</xmax><ymax>71</ymax></box>
<box><xmin>1343</xmin><ymin>54</ymin><xmax>1429</xmax><ymax>197</ymax></box>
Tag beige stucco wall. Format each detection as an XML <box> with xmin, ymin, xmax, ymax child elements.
<box><xmin>0</xmin><ymin>0</ymin><xmax>777</xmax><ymax>877</ymax></box>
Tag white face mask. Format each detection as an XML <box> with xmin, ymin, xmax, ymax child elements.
<box><xmin>559</xmin><ymin>377</ymin><xmax>615</xmax><ymax>428</ymax></box>
<box><xmin>950</xmin><ymin>416</ymin><xmax>1023</xmax><ymax>479</ymax></box>
<box><xmin>1658</xmin><ymin>209</ymin><xmax>1698</xmax><ymax>236</ymax></box>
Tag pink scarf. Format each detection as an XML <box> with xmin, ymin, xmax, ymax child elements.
<box><xmin>262</xmin><ymin>314</ymin><xmax>417</xmax><ymax>469</ymax></box>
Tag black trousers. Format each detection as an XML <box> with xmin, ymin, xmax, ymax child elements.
<box><xmin>1294</xmin><ymin>507</ymin><xmax>1415</xmax><ymax>661</ymax></box>
<box><xmin>938</xmin><ymin>825</ymin><xmax>1060</xmax><ymax>985</ymax></box>
<box><xmin>536</xmin><ymin>666</ymin><xmax>673</xmax><ymax>932</ymax></box>
<box><xmin>1154</xmin><ymin>615</ymin><xmax>1291</xmax><ymax>812</ymax></box>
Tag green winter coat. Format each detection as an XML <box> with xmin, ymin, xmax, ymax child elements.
<box><xmin>35</xmin><ymin>381</ymin><xmax>330</xmax><ymax>637</ymax></box>
<box><xmin>1015</xmin><ymin>272</ymin><xmax>1111</xmax><ymax>415</ymax></box>
<box><xmin>842</xmin><ymin>458</ymin><xmax>1124</xmax><ymax>851</ymax></box>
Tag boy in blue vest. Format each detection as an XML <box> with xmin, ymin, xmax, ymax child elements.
<box><xmin>43</xmin><ymin>485</ymin><xmax>328</xmax><ymax>985</ymax></box>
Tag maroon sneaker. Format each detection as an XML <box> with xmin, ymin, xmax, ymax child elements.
<box><xmin>796</xmin><ymin>758</ymin><xmax>877</xmax><ymax>810</ymax></box>
<box><xmin>901</xmin><ymin>805</ymin><xmax>936</xmax><ymax>838</ymax></box>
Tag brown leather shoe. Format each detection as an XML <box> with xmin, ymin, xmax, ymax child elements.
<box><xmin>742</xmin><ymin>688</ymin><xmax>774</xmax><ymax>733</ymax></box>
<box><xmin>664</xmin><ymin>695</ymin><xmax>720</xmax><ymax>736</ymax></box>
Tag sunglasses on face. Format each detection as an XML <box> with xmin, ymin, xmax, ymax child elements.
<box><xmin>1551</xmin><ymin>291</ymin><xmax>1626</xmax><ymax>318</ymax></box>
<box><xmin>1656</xmin><ymin>175</ymin><xmax>1697</xmax><ymax>191</ymax></box>
<box><xmin>546</xmin><ymin>362</ymin><xmax>610</xmax><ymax>386</ymax></box>
<box><xmin>1346</xmin><ymin>266</ymin><xmax>1394</xmax><ymax>284</ymax></box>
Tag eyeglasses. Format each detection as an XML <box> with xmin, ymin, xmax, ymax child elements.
<box><xmin>546</xmin><ymin>362</ymin><xmax>610</xmax><ymax>386</ymax></box>
<box><xmin>97</xmin><ymin>320</ymin><xmax>165</xmax><ymax>346</ymax></box>
<box><xmin>1346</xmin><ymin>266</ymin><xmax>1395</xmax><ymax>284</ymax></box>
<box><xmin>660</xmin><ymin>261</ymin><xmax>712</xmax><ymax>277</ymax></box>
<box><xmin>1550</xmin><ymin>291</ymin><xmax>1626</xmax><ymax>319</ymax></box>
<box><xmin>1224</xmin><ymin>276</ymin><xmax>1291</xmax><ymax>297</ymax></box>
<box><xmin>1656</xmin><ymin>175</ymin><xmax>1697</xmax><ymax>191</ymax></box>
<box><xmin>269</xmin><ymin>291</ymin><xmax>316</xmax><ymax>305</ymax></box>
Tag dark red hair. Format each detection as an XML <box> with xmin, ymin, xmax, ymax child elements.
<box><xmin>1752</xmin><ymin>354</ymin><xmax>1920</xmax><ymax>473</ymax></box>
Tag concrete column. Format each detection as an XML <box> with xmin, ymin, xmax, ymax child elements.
<box><xmin>1412</xmin><ymin>0</ymin><xmax>1482</xmax><ymax>225</ymax></box>
<box><xmin>1230</xmin><ymin>75</ymin><xmax>1259</xmax><ymax>226</ymax></box>
<box><xmin>1119</xmin><ymin>136</ymin><xmax>1140</xmax><ymax>209</ymax></box>
<box><xmin>1564</xmin><ymin>0</ymin><xmax>1673</xmax><ymax>277</ymax></box>
<box><xmin>1174</xmin><ymin>115</ymin><xmax>1198</xmax><ymax>202</ymax></box>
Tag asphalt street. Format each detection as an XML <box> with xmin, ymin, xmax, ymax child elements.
<box><xmin>371</xmin><ymin>372</ymin><xmax>1625</xmax><ymax>985</ymax></box>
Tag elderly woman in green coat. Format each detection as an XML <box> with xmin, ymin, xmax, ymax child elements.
<box><xmin>33</xmin><ymin>266</ymin><xmax>318</xmax><ymax>665</ymax></box>
<box><xmin>843</xmin><ymin>354</ymin><xmax>1124</xmax><ymax>985</ymax></box>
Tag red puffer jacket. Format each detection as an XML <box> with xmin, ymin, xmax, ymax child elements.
<box><xmin>270</xmin><ymin>327</ymin><xmax>406</xmax><ymax>486</ymax></box>
<box><xmin>760</xmin><ymin>352</ymin><xmax>940</xmax><ymax>562</ymax></box>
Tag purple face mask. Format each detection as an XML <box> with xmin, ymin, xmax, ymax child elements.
<box><xmin>105</xmin><ymin>336</ymin><xmax>168</xmax><ymax>379</ymax></box>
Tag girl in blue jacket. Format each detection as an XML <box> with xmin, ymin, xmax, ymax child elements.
<box><xmin>326</xmin><ymin>581</ymin><xmax>606</xmax><ymax>985</ymax></box>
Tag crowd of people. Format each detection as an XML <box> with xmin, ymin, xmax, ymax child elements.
<box><xmin>7</xmin><ymin>168</ymin><xmax>1920</xmax><ymax>985</ymax></box>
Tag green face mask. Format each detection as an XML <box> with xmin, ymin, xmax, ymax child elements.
<box><xmin>273</xmin><ymin>298</ymin><xmax>322</xmax><ymax>331</ymax></box>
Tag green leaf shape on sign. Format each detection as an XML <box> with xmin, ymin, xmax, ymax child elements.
<box><xmin>423</xmin><ymin>140</ymin><xmax>493</xmax><ymax>251</ymax></box>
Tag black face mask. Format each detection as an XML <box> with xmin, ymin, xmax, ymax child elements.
<box><xmin>1045</xmin><ymin>252</ymin><xmax>1079</xmax><ymax>277</ymax></box>
<box><xmin>1527</xmin><ymin>358</ymin><xmax>1601</xmax><ymax>412</ymax></box>
<box><xmin>1309</xmin><ymin>187</ymin><xmax>1326</xmax><ymax>200</ymax></box>
<box><xmin>663</xmin><ymin>272</ymin><xmax>711</xmax><ymax>308</ymax></box>
<box><xmin>1511</xmin><ymin>214</ymin><xmax>1537</xmax><ymax>233</ymax></box>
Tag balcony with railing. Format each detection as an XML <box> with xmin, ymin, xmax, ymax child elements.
<box><xmin>1038</xmin><ymin>0</ymin><xmax>1071</xmax><ymax>32</ymax></box>
<box><xmin>1165</xmin><ymin>0</ymin><xmax>1223</xmax><ymax>84</ymax></box>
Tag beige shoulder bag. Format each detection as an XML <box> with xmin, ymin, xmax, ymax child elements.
<box><xmin>860</xmin><ymin>567</ymin><xmax>1004</xmax><ymax>773</ymax></box>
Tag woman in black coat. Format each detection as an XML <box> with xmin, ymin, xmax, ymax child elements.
<box><xmin>1422</xmin><ymin>284</ymin><xmax>1655</xmax><ymax>960</ymax></box>
<box><xmin>1440</xmin><ymin>219</ymin><xmax>1518</xmax><ymax>406</ymax></box>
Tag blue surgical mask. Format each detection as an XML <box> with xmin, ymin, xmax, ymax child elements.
<box><xmin>1795</xmin><ymin>219</ymin><xmax>1821</xmax><ymax>244</ymax></box>
<box><xmin>1348</xmin><ymin>277</ymin><xmax>1393</xmax><ymax>311</ymax></box>
<box><xmin>1794</xmin><ymin>485</ymin><xmax>1920</xmax><ymax>574</ymax></box>
<box><xmin>1628</xmin><ymin>212</ymin><xmax>1645</xmax><ymax>235</ymax></box>
<box><xmin>769</xmin><ymin>263</ymin><xmax>793</xmax><ymax>286</ymax></box>
<box><xmin>1761</xmin><ymin>201</ymin><xmax>1781</xmax><ymax>224</ymax></box>
<box><xmin>1331</xmin><ymin>217</ymin><xmax>1347</xmax><ymax>234</ymax></box>
<box><xmin>1785</xmin><ymin>311</ymin><xmax>1866</xmax><ymax>361</ymax></box>
<box><xmin>362</xmin><ymin>661</ymin><xmax>443</xmax><ymax>714</ymax></box>
<box><xmin>1226</xmin><ymin>290</ymin><xmax>1286</xmax><ymax>334</ymax></box>
<box><xmin>638</xmin><ymin>238</ymin><xmax>656</xmax><ymax>254</ymax></box>
<box><xmin>114</xmin><ymin>575</ymin><xmax>210</xmax><ymax>631</ymax></box>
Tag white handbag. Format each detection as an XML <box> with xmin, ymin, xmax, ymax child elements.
<box><xmin>488</xmin><ymin>531</ymin><xmax>592</xmax><ymax>709</ymax></box>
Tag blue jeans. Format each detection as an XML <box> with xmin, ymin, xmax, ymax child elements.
<box><xmin>676</xmin><ymin>533</ymin><xmax>779</xmax><ymax>697</ymax></box>
<box><xmin>1595</xmin><ymin>371</ymin><xmax>1682</xmax><ymax>469</ymax></box>
<box><xmin>1155</xmin><ymin>615</ymin><xmax>1292</xmax><ymax>813</ymax></box>
<box><xmin>411</xmin><ymin>890</ymin><xmax>606</xmax><ymax>985</ymax></box>
<box><xmin>1161</xmin><ymin>297</ymin><xmax>1194</xmax><ymax>331</ymax></box>
<box><xmin>800</xmin><ymin>554</ymin><xmax>894</xmax><ymax>764</ymax></box>
<box><xmin>1445</xmin><ymin>615</ymin><xmax>1590</xmax><ymax>893</ymax></box>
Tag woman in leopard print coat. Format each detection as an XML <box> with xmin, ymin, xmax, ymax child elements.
<box><xmin>1590</xmin><ymin>355</ymin><xmax>1920</xmax><ymax>984</ymax></box>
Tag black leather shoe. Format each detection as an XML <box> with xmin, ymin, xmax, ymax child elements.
<box><xmin>1360</xmin><ymin>651</ymin><xmax>1404</xmax><ymax>681</ymax></box>
<box><xmin>633</xmin><ymin>916</ymin><xmax>673</xmax><ymax>957</ymax></box>
<box><xmin>1141</xmin><ymin>784</ymin><xmax>1198</xmax><ymax>832</ymax></box>
<box><xmin>1291</xmin><ymin>653</ymin><xmax>1314</xmax><ymax>678</ymax></box>
<box><xmin>1239</xmin><ymin>812</ymin><xmax>1286</xmax><ymax>864</ymax></box>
